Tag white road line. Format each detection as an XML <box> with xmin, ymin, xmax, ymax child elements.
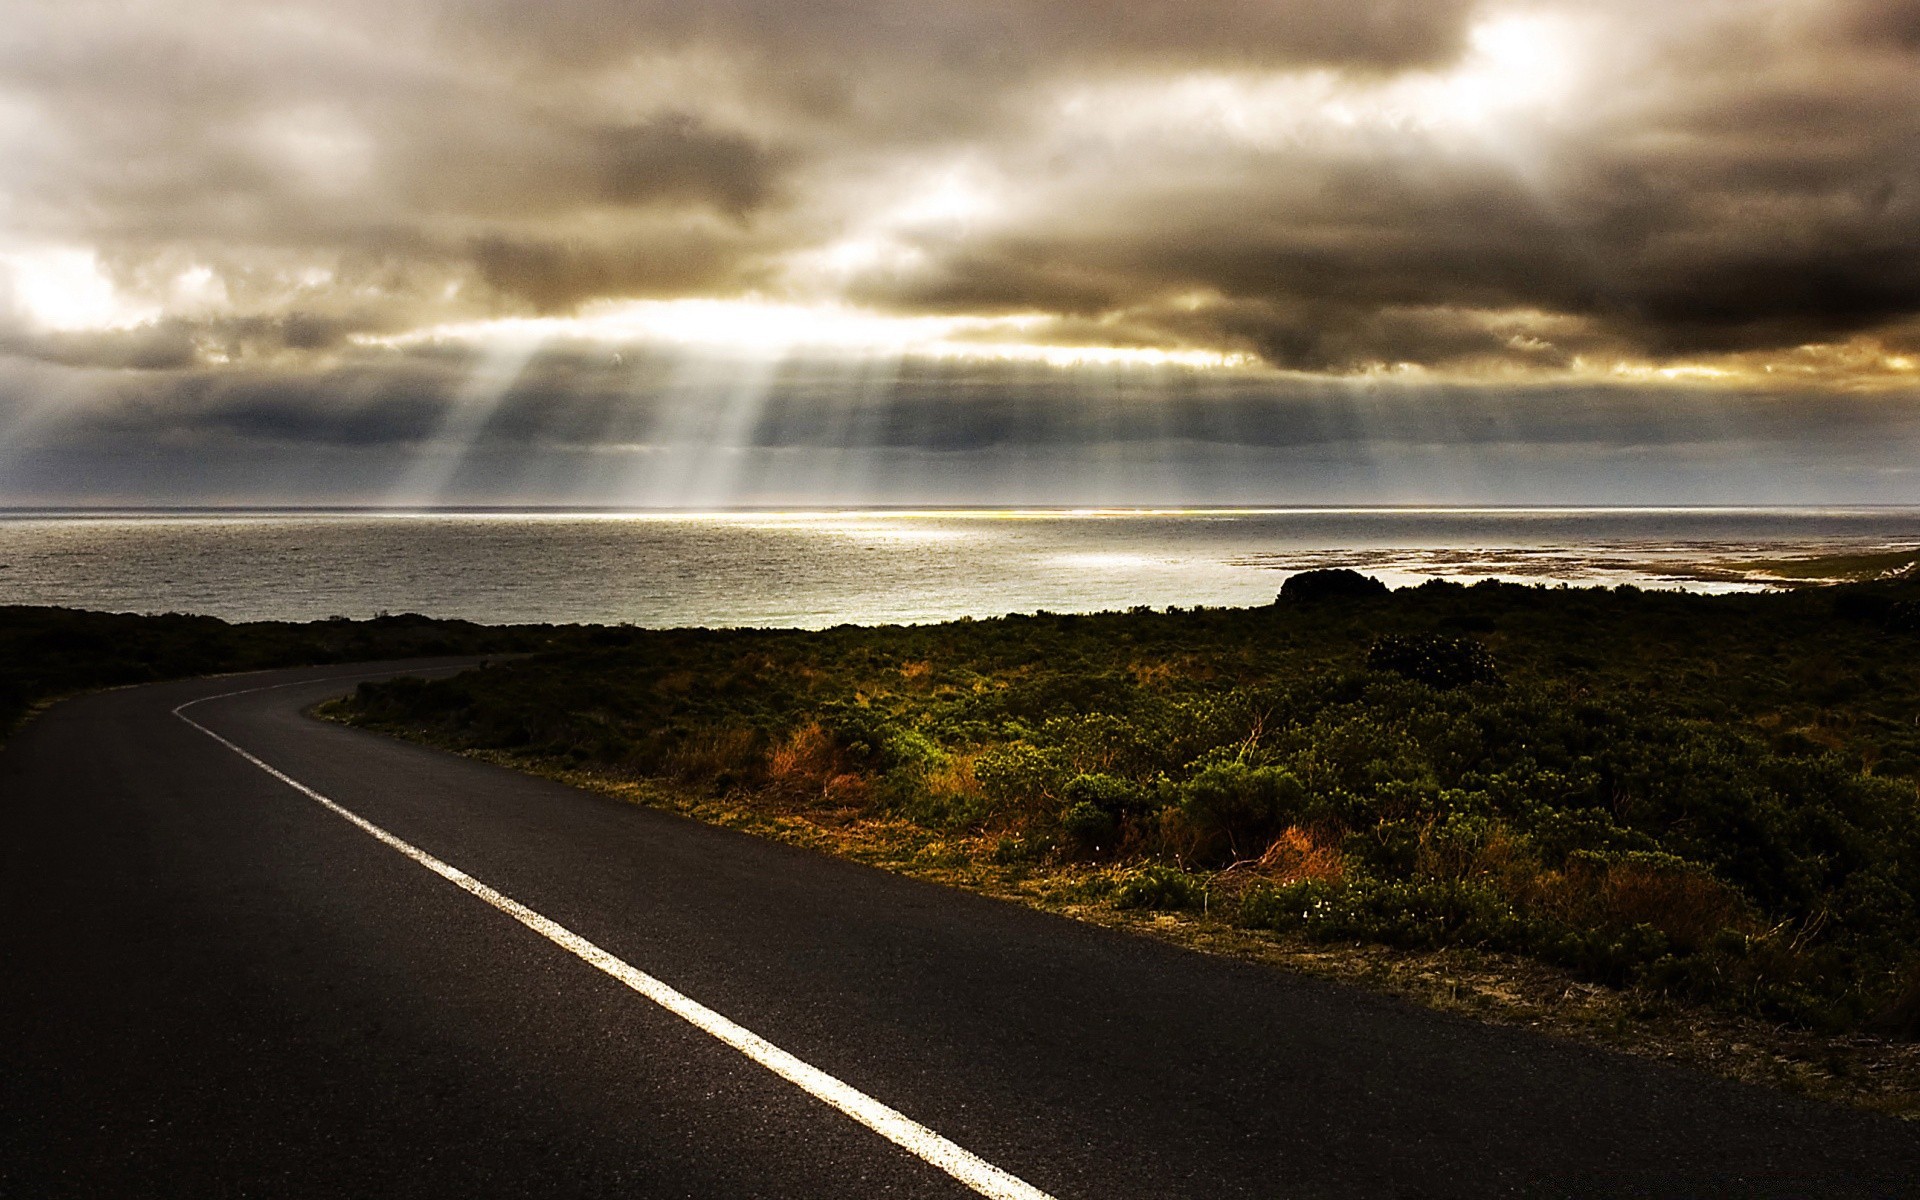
<box><xmin>174</xmin><ymin>678</ymin><xmax>1056</xmax><ymax>1200</ymax></box>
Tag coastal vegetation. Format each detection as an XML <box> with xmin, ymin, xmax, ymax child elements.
<box><xmin>0</xmin><ymin>606</ymin><xmax>548</xmax><ymax>739</ymax></box>
<box><xmin>334</xmin><ymin>573</ymin><xmax>1920</xmax><ymax>1053</ymax></box>
<box><xmin>12</xmin><ymin>577</ymin><xmax>1920</xmax><ymax>1111</ymax></box>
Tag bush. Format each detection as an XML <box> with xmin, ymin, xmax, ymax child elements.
<box><xmin>1539</xmin><ymin>923</ymin><xmax>1672</xmax><ymax>986</ymax></box>
<box><xmin>1114</xmin><ymin>864</ymin><xmax>1205</xmax><ymax>911</ymax></box>
<box><xmin>1170</xmin><ymin>762</ymin><xmax>1306</xmax><ymax>864</ymax></box>
<box><xmin>1366</xmin><ymin>634</ymin><xmax>1501</xmax><ymax>689</ymax></box>
<box><xmin>1060</xmin><ymin>770</ymin><xmax>1163</xmax><ymax>854</ymax></box>
<box><xmin>1059</xmin><ymin>799</ymin><xmax>1120</xmax><ymax>854</ymax></box>
<box><xmin>321</xmin><ymin>579</ymin><xmax>1920</xmax><ymax>1034</ymax></box>
<box><xmin>1278</xmin><ymin>568</ymin><xmax>1390</xmax><ymax>604</ymax></box>
<box><xmin>1238</xmin><ymin>878</ymin><xmax>1347</xmax><ymax>932</ymax></box>
<box><xmin>1062</xmin><ymin>771</ymin><xmax>1148</xmax><ymax>814</ymax></box>
<box><xmin>1238</xmin><ymin>876</ymin><xmax>1528</xmax><ymax>950</ymax></box>
<box><xmin>991</xmin><ymin>834</ymin><xmax>1048</xmax><ymax>864</ymax></box>
<box><xmin>1831</xmin><ymin>590</ymin><xmax>1893</xmax><ymax>622</ymax></box>
<box><xmin>974</xmin><ymin>741</ymin><xmax>1061</xmax><ymax>811</ymax></box>
<box><xmin>1887</xmin><ymin>599</ymin><xmax>1920</xmax><ymax>635</ymax></box>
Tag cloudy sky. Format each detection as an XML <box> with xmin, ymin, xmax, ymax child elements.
<box><xmin>1</xmin><ymin>0</ymin><xmax>1918</xmax><ymax>505</ymax></box>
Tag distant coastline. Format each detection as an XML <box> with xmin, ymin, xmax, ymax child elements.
<box><xmin>3</xmin><ymin>507</ymin><xmax>1918</xmax><ymax>626</ymax></box>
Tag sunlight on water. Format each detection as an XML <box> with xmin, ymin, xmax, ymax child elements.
<box><xmin>742</xmin><ymin>519</ymin><xmax>972</xmax><ymax>543</ymax></box>
<box><xmin>0</xmin><ymin>508</ymin><xmax>1914</xmax><ymax>627</ymax></box>
<box><xmin>1051</xmin><ymin>552</ymin><xmax>1162</xmax><ymax>569</ymax></box>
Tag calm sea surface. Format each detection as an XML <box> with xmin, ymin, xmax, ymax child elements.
<box><xmin>2</xmin><ymin>508</ymin><xmax>1917</xmax><ymax>628</ymax></box>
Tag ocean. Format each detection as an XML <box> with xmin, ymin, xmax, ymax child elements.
<box><xmin>1</xmin><ymin>508</ymin><xmax>1916</xmax><ymax>628</ymax></box>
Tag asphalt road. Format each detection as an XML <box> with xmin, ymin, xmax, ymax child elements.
<box><xmin>4</xmin><ymin>661</ymin><xmax>1917</xmax><ymax>1198</ymax></box>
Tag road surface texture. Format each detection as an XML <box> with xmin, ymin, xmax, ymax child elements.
<box><xmin>4</xmin><ymin>661</ymin><xmax>1917</xmax><ymax>1198</ymax></box>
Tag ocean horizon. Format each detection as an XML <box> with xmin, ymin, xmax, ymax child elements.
<box><xmin>4</xmin><ymin>505</ymin><xmax>1917</xmax><ymax>628</ymax></box>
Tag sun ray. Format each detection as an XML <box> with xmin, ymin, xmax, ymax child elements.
<box><xmin>386</xmin><ymin>330</ymin><xmax>544</xmax><ymax>509</ymax></box>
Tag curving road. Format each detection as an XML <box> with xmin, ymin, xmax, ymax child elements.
<box><xmin>3</xmin><ymin>661</ymin><xmax>1916</xmax><ymax>1198</ymax></box>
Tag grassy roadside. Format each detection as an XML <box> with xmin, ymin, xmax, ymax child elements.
<box><xmin>330</xmin><ymin>574</ymin><xmax>1920</xmax><ymax>1119</ymax></box>
<box><xmin>14</xmin><ymin>595</ymin><xmax>1917</xmax><ymax>1114</ymax></box>
<box><xmin>300</xmin><ymin>733</ymin><xmax>1920</xmax><ymax>1118</ymax></box>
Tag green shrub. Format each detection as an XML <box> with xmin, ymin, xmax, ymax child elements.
<box><xmin>1366</xmin><ymin>634</ymin><xmax>1501</xmax><ymax>689</ymax></box>
<box><xmin>990</xmin><ymin>834</ymin><xmax>1048</xmax><ymax>865</ymax></box>
<box><xmin>1062</xmin><ymin>771</ymin><xmax>1149</xmax><ymax>814</ymax></box>
<box><xmin>1278</xmin><ymin>569</ymin><xmax>1389</xmax><ymax>604</ymax></box>
<box><xmin>1237</xmin><ymin>878</ymin><xmax>1347</xmax><ymax>931</ymax></box>
<box><xmin>1059</xmin><ymin>799</ymin><xmax>1120</xmax><ymax>854</ymax></box>
<box><xmin>1114</xmin><ymin>864</ymin><xmax>1205</xmax><ymax>911</ymax></box>
<box><xmin>1238</xmin><ymin>877</ymin><xmax>1527</xmax><ymax>949</ymax></box>
<box><xmin>1887</xmin><ymin>599</ymin><xmax>1920</xmax><ymax>635</ymax></box>
<box><xmin>1539</xmin><ymin>923</ymin><xmax>1673</xmax><ymax>985</ymax></box>
<box><xmin>316</xmin><ymin>577</ymin><xmax>1920</xmax><ymax>1033</ymax></box>
<box><xmin>975</xmin><ymin>741</ymin><xmax>1061</xmax><ymax>810</ymax></box>
<box><xmin>1171</xmin><ymin>762</ymin><xmax>1305</xmax><ymax>863</ymax></box>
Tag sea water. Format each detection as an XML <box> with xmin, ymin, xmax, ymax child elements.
<box><xmin>0</xmin><ymin>508</ymin><xmax>1916</xmax><ymax>628</ymax></box>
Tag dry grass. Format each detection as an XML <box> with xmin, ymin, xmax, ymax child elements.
<box><xmin>924</xmin><ymin>749</ymin><xmax>984</xmax><ymax>804</ymax></box>
<box><xmin>765</xmin><ymin>721</ymin><xmax>838</xmax><ymax>783</ymax></box>
<box><xmin>1257</xmin><ymin>825</ymin><xmax>1347</xmax><ymax>883</ymax></box>
<box><xmin>1577</xmin><ymin>856</ymin><xmax>1750</xmax><ymax>950</ymax></box>
<box><xmin>662</xmin><ymin>726</ymin><xmax>761</xmax><ymax>781</ymax></box>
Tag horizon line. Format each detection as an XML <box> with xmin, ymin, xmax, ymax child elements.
<box><xmin>7</xmin><ymin>503</ymin><xmax>1920</xmax><ymax>520</ymax></box>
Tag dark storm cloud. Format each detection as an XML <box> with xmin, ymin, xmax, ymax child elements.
<box><xmin>836</xmin><ymin>1</ymin><xmax>1920</xmax><ymax>369</ymax></box>
<box><xmin>0</xmin><ymin>309</ymin><xmax>395</xmax><ymax>372</ymax></box>
<box><xmin>468</xmin><ymin>228</ymin><xmax>748</xmax><ymax>313</ymax></box>
<box><xmin>0</xmin><ymin>320</ymin><xmax>201</xmax><ymax>372</ymax></box>
<box><xmin>461</xmin><ymin>1</ymin><xmax>1474</xmax><ymax>79</ymax></box>
<box><xmin>594</xmin><ymin>114</ymin><xmax>785</xmax><ymax>214</ymax></box>
<box><xmin>8</xmin><ymin>351</ymin><xmax>1919</xmax><ymax>506</ymax></box>
<box><xmin>3</xmin><ymin>0</ymin><xmax>1920</xmax><ymax>381</ymax></box>
<box><xmin>0</xmin><ymin>0</ymin><xmax>1474</xmax><ymax>326</ymax></box>
<box><xmin>1846</xmin><ymin>0</ymin><xmax>1920</xmax><ymax>48</ymax></box>
<box><xmin>5</xmin><ymin>348</ymin><xmax>1908</xmax><ymax>457</ymax></box>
